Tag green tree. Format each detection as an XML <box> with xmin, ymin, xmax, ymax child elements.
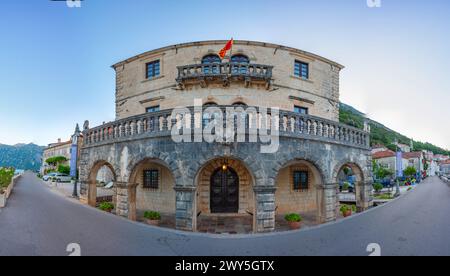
<box><xmin>404</xmin><ymin>166</ymin><xmax>417</xmax><ymax>177</ymax></box>
<box><xmin>45</xmin><ymin>156</ymin><xmax>68</xmax><ymax>166</ymax></box>
<box><xmin>57</xmin><ymin>164</ymin><xmax>70</xmax><ymax>175</ymax></box>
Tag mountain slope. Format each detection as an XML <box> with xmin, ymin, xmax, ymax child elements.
<box><xmin>339</xmin><ymin>103</ymin><xmax>449</xmax><ymax>155</ymax></box>
<box><xmin>0</xmin><ymin>143</ymin><xmax>44</xmax><ymax>171</ymax></box>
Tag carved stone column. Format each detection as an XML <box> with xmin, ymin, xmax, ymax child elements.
<box><xmin>319</xmin><ymin>183</ymin><xmax>338</xmax><ymax>222</ymax></box>
<box><xmin>356</xmin><ymin>181</ymin><xmax>373</xmax><ymax>212</ymax></box>
<box><xmin>115</xmin><ymin>182</ymin><xmax>138</xmax><ymax>221</ymax></box>
<box><xmin>79</xmin><ymin>181</ymin><xmax>89</xmax><ymax>204</ymax></box>
<box><xmin>254</xmin><ymin>186</ymin><xmax>276</xmax><ymax>233</ymax></box>
<box><xmin>174</xmin><ymin>186</ymin><xmax>197</xmax><ymax>232</ymax></box>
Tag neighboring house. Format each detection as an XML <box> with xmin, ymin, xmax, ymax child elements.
<box><xmin>372</xmin><ymin>150</ymin><xmax>408</xmax><ymax>173</ymax></box>
<box><xmin>371</xmin><ymin>144</ymin><xmax>388</xmax><ymax>155</ymax></box>
<box><xmin>439</xmin><ymin>160</ymin><xmax>450</xmax><ymax>176</ymax></box>
<box><xmin>77</xmin><ymin>40</ymin><xmax>373</xmax><ymax>233</ymax></box>
<box><xmin>40</xmin><ymin>139</ymin><xmax>71</xmax><ymax>175</ymax></box>
<box><xmin>40</xmin><ymin>135</ymin><xmax>83</xmax><ymax>175</ymax></box>
<box><xmin>403</xmin><ymin>152</ymin><xmax>425</xmax><ymax>174</ymax></box>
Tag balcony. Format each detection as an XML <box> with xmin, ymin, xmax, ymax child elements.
<box><xmin>83</xmin><ymin>106</ymin><xmax>370</xmax><ymax>150</ymax></box>
<box><xmin>176</xmin><ymin>62</ymin><xmax>273</xmax><ymax>89</ymax></box>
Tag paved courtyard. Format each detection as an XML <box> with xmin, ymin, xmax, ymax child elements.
<box><xmin>1</xmin><ymin>172</ymin><xmax>450</xmax><ymax>256</ymax></box>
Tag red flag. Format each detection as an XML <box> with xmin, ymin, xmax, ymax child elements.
<box><xmin>218</xmin><ymin>39</ymin><xmax>233</xmax><ymax>59</ymax></box>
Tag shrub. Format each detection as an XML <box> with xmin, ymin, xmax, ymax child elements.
<box><xmin>144</xmin><ymin>211</ymin><xmax>161</xmax><ymax>220</ymax></box>
<box><xmin>373</xmin><ymin>183</ymin><xmax>383</xmax><ymax>193</ymax></box>
<box><xmin>284</xmin><ymin>213</ymin><xmax>302</xmax><ymax>222</ymax></box>
<box><xmin>58</xmin><ymin>164</ymin><xmax>70</xmax><ymax>175</ymax></box>
<box><xmin>98</xmin><ymin>202</ymin><xmax>114</xmax><ymax>211</ymax></box>
<box><xmin>0</xmin><ymin>168</ymin><xmax>15</xmax><ymax>191</ymax></box>
<box><xmin>342</xmin><ymin>182</ymin><xmax>350</xmax><ymax>191</ymax></box>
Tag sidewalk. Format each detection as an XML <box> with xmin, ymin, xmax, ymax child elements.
<box><xmin>43</xmin><ymin>180</ymin><xmax>113</xmax><ymax>198</ymax></box>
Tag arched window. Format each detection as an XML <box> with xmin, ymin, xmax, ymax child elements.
<box><xmin>202</xmin><ymin>55</ymin><xmax>221</xmax><ymax>74</ymax></box>
<box><xmin>231</xmin><ymin>54</ymin><xmax>249</xmax><ymax>74</ymax></box>
<box><xmin>231</xmin><ymin>55</ymin><xmax>249</xmax><ymax>64</ymax></box>
<box><xmin>202</xmin><ymin>55</ymin><xmax>221</xmax><ymax>64</ymax></box>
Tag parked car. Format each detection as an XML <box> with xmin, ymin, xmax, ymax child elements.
<box><xmin>53</xmin><ymin>173</ymin><xmax>72</xmax><ymax>183</ymax></box>
<box><xmin>43</xmin><ymin>173</ymin><xmax>71</xmax><ymax>182</ymax></box>
<box><xmin>42</xmin><ymin>172</ymin><xmax>57</xmax><ymax>181</ymax></box>
<box><xmin>379</xmin><ymin>178</ymin><xmax>392</xmax><ymax>188</ymax></box>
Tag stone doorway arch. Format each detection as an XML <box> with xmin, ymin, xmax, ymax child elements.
<box><xmin>274</xmin><ymin>159</ymin><xmax>325</xmax><ymax>228</ymax></box>
<box><xmin>195</xmin><ymin>157</ymin><xmax>255</xmax><ymax>234</ymax></box>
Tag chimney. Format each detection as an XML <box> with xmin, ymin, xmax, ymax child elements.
<box><xmin>57</xmin><ymin>138</ymin><xmax>61</xmax><ymax>143</ymax></box>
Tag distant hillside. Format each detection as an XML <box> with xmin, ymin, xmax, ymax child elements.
<box><xmin>0</xmin><ymin>143</ymin><xmax>44</xmax><ymax>171</ymax></box>
<box><xmin>340</xmin><ymin>103</ymin><xmax>449</xmax><ymax>155</ymax></box>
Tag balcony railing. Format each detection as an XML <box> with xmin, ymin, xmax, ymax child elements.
<box><xmin>83</xmin><ymin>106</ymin><xmax>370</xmax><ymax>149</ymax></box>
<box><xmin>176</xmin><ymin>62</ymin><xmax>273</xmax><ymax>88</ymax></box>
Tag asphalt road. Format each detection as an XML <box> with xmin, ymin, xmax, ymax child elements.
<box><xmin>1</xmin><ymin>172</ymin><xmax>449</xmax><ymax>256</ymax></box>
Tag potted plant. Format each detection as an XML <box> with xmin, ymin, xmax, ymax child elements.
<box><xmin>98</xmin><ymin>202</ymin><xmax>114</xmax><ymax>213</ymax></box>
<box><xmin>284</xmin><ymin>213</ymin><xmax>302</xmax><ymax>230</ymax></box>
<box><xmin>340</xmin><ymin>204</ymin><xmax>356</xmax><ymax>218</ymax></box>
<box><xmin>144</xmin><ymin>211</ymin><xmax>161</xmax><ymax>226</ymax></box>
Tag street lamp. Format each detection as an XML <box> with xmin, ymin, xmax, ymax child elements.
<box><xmin>70</xmin><ymin>124</ymin><xmax>81</xmax><ymax>198</ymax></box>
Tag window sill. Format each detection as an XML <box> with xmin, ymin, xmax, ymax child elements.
<box><xmin>141</xmin><ymin>75</ymin><xmax>165</xmax><ymax>83</ymax></box>
<box><xmin>290</xmin><ymin>75</ymin><xmax>314</xmax><ymax>84</ymax></box>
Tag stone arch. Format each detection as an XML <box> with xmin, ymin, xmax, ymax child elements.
<box><xmin>332</xmin><ymin>160</ymin><xmax>366</xmax><ymax>184</ymax></box>
<box><xmin>125</xmin><ymin>157</ymin><xmax>177</xmax><ymax>224</ymax></box>
<box><xmin>194</xmin><ymin>157</ymin><xmax>256</xmax><ymax>215</ymax></box>
<box><xmin>194</xmin><ymin>156</ymin><xmax>256</xmax><ymax>233</ymax></box>
<box><xmin>268</xmin><ymin>152</ymin><xmax>328</xmax><ymax>186</ymax></box>
<box><xmin>273</xmin><ymin>158</ymin><xmax>326</xmax><ymax>225</ymax></box>
<box><xmin>332</xmin><ymin>160</ymin><xmax>370</xmax><ymax>212</ymax></box>
<box><xmin>86</xmin><ymin>160</ymin><xmax>117</xmax><ymax>207</ymax></box>
<box><xmin>123</xmin><ymin>151</ymin><xmax>182</xmax><ymax>187</ymax></box>
<box><xmin>191</xmin><ymin>153</ymin><xmax>264</xmax><ymax>188</ymax></box>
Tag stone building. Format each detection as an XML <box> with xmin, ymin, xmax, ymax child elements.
<box><xmin>41</xmin><ymin>138</ymin><xmax>71</xmax><ymax>174</ymax></box>
<box><xmin>372</xmin><ymin>150</ymin><xmax>408</xmax><ymax>173</ymax></box>
<box><xmin>78</xmin><ymin>40</ymin><xmax>373</xmax><ymax>233</ymax></box>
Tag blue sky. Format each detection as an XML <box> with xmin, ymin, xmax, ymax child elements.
<box><xmin>0</xmin><ymin>0</ymin><xmax>449</xmax><ymax>149</ymax></box>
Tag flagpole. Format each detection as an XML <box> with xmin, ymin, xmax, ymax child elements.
<box><xmin>229</xmin><ymin>38</ymin><xmax>233</xmax><ymax>62</ymax></box>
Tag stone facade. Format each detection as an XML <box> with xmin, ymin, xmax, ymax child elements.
<box><xmin>41</xmin><ymin>139</ymin><xmax>72</xmax><ymax>174</ymax></box>
<box><xmin>78</xmin><ymin>40</ymin><xmax>372</xmax><ymax>233</ymax></box>
<box><xmin>113</xmin><ymin>40</ymin><xmax>342</xmax><ymax>122</ymax></box>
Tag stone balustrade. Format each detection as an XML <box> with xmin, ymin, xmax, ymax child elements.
<box><xmin>176</xmin><ymin>62</ymin><xmax>273</xmax><ymax>88</ymax></box>
<box><xmin>83</xmin><ymin>106</ymin><xmax>370</xmax><ymax>149</ymax></box>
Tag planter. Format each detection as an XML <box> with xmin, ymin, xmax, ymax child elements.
<box><xmin>0</xmin><ymin>193</ymin><xmax>5</xmax><ymax>208</ymax></box>
<box><xmin>287</xmin><ymin>221</ymin><xmax>301</xmax><ymax>230</ymax></box>
<box><xmin>146</xmin><ymin>219</ymin><xmax>160</xmax><ymax>226</ymax></box>
<box><xmin>343</xmin><ymin>210</ymin><xmax>352</xmax><ymax>217</ymax></box>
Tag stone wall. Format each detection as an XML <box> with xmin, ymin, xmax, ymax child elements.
<box><xmin>275</xmin><ymin>164</ymin><xmax>318</xmax><ymax>214</ymax></box>
<box><xmin>135</xmin><ymin>163</ymin><xmax>176</xmax><ymax>214</ymax></box>
<box><xmin>78</xmin><ymin>134</ymin><xmax>372</xmax><ymax>233</ymax></box>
